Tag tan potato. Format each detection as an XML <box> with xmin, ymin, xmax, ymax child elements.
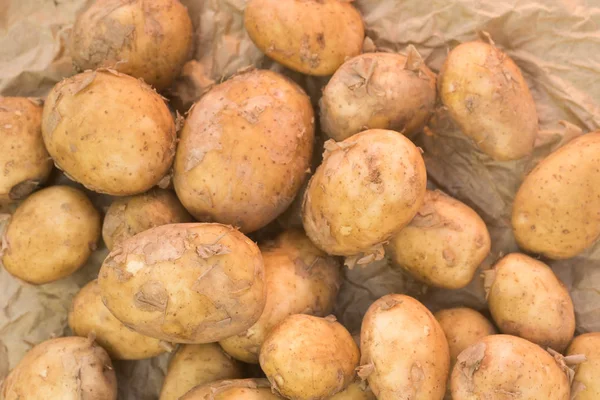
<box><xmin>484</xmin><ymin>253</ymin><xmax>575</xmax><ymax>352</ymax></box>
<box><xmin>259</xmin><ymin>314</ymin><xmax>359</xmax><ymax>399</ymax></box>
<box><xmin>42</xmin><ymin>70</ymin><xmax>176</xmax><ymax>196</ymax></box>
<box><xmin>388</xmin><ymin>190</ymin><xmax>491</xmax><ymax>289</ymax></box>
<box><xmin>451</xmin><ymin>335</ymin><xmax>570</xmax><ymax>400</ymax></box>
<box><xmin>330</xmin><ymin>381</ymin><xmax>377</xmax><ymax>400</ymax></box>
<box><xmin>2</xmin><ymin>186</ymin><xmax>101</xmax><ymax>284</ymax></box>
<box><xmin>302</xmin><ymin>129</ymin><xmax>427</xmax><ymax>257</ymax></box>
<box><xmin>438</xmin><ymin>40</ymin><xmax>538</xmax><ymax>160</ymax></box>
<box><xmin>244</xmin><ymin>0</ymin><xmax>364</xmax><ymax>76</ymax></box>
<box><xmin>567</xmin><ymin>333</ymin><xmax>600</xmax><ymax>400</ymax></box>
<box><xmin>0</xmin><ymin>336</ymin><xmax>117</xmax><ymax>399</ymax></box>
<box><xmin>180</xmin><ymin>379</ymin><xmax>282</xmax><ymax>400</ymax></box>
<box><xmin>173</xmin><ymin>69</ymin><xmax>314</xmax><ymax>233</ymax></box>
<box><xmin>98</xmin><ymin>223</ymin><xmax>265</xmax><ymax>343</ymax></box>
<box><xmin>359</xmin><ymin>294</ymin><xmax>450</xmax><ymax>400</ymax></box>
<box><xmin>219</xmin><ymin>229</ymin><xmax>341</xmax><ymax>363</ymax></box>
<box><xmin>512</xmin><ymin>132</ymin><xmax>600</xmax><ymax>259</ymax></box>
<box><xmin>70</xmin><ymin>0</ymin><xmax>193</xmax><ymax>91</ymax></box>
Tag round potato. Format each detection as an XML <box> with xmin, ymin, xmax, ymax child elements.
<box><xmin>567</xmin><ymin>333</ymin><xmax>600</xmax><ymax>400</ymax></box>
<box><xmin>302</xmin><ymin>129</ymin><xmax>427</xmax><ymax>257</ymax></box>
<box><xmin>512</xmin><ymin>132</ymin><xmax>600</xmax><ymax>259</ymax></box>
<box><xmin>359</xmin><ymin>294</ymin><xmax>450</xmax><ymax>400</ymax></box>
<box><xmin>244</xmin><ymin>0</ymin><xmax>364</xmax><ymax>76</ymax></box>
<box><xmin>388</xmin><ymin>190</ymin><xmax>491</xmax><ymax>289</ymax></box>
<box><xmin>2</xmin><ymin>185</ymin><xmax>101</xmax><ymax>284</ymax></box>
<box><xmin>484</xmin><ymin>253</ymin><xmax>575</xmax><ymax>352</ymax></box>
<box><xmin>330</xmin><ymin>381</ymin><xmax>376</xmax><ymax>400</ymax></box>
<box><xmin>259</xmin><ymin>314</ymin><xmax>359</xmax><ymax>399</ymax></box>
<box><xmin>438</xmin><ymin>40</ymin><xmax>538</xmax><ymax>160</ymax></box>
<box><xmin>42</xmin><ymin>70</ymin><xmax>176</xmax><ymax>196</ymax></box>
<box><xmin>180</xmin><ymin>379</ymin><xmax>282</xmax><ymax>400</ymax></box>
<box><xmin>71</xmin><ymin>0</ymin><xmax>193</xmax><ymax>91</ymax></box>
<box><xmin>98</xmin><ymin>223</ymin><xmax>265</xmax><ymax>343</ymax></box>
<box><xmin>0</xmin><ymin>336</ymin><xmax>116</xmax><ymax>399</ymax></box>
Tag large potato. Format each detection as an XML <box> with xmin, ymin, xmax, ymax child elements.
<box><xmin>181</xmin><ymin>379</ymin><xmax>282</xmax><ymax>400</ymax></box>
<box><xmin>173</xmin><ymin>69</ymin><xmax>314</xmax><ymax>233</ymax></box>
<box><xmin>244</xmin><ymin>0</ymin><xmax>364</xmax><ymax>76</ymax></box>
<box><xmin>260</xmin><ymin>314</ymin><xmax>359</xmax><ymax>399</ymax></box>
<box><xmin>512</xmin><ymin>132</ymin><xmax>600</xmax><ymax>259</ymax></box>
<box><xmin>2</xmin><ymin>186</ymin><xmax>100</xmax><ymax>284</ymax></box>
<box><xmin>484</xmin><ymin>253</ymin><xmax>575</xmax><ymax>352</ymax></box>
<box><xmin>302</xmin><ymin>129</ymin><xmax>427</xmax><ymax>257</ymax></box>
<box><xmin>567</xmin><ymin>333</ymin><xmax>600</xmax><ymax>400</ymax></box>
<box><xmin>438</xmin><ymin>40</ymin><xmax>538</xmax><ymax>160</ymax></box>
<box><xmin>42</xmin><ymin>70</ymin><xmax>176</xmax><ymax>196</ymax></box>
<box><xmin>98</xmin><ymin>223</ymin><xmax>265</xmax><ymax>343</ymax></box>
<box><xmin>359</xmin><ymin>294</ymin><xmax>450</xmax><ymax>400</ymax></box>
<box><xmin>0</xmin><ymin>336</ymin><xmax>117</xmax><ymax>399</ymax></box>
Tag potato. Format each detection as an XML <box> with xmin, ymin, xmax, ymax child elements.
<box><xmin>70</xmin><ymin>0</ymin><xmax>193</xmax><ymax>91</ymax></box>
<box><xmin>98</xmin><ymin>223</ymin><xmax>265</xmax><ymax>343</ymax></box>
<box><xmin>102</xmin><ymin>189</ymin><xmax>192</xmax><ymax>251</ymax></box>
<box><xmin>359</xmin><ymin>294</ymin><xmax>450</xmax><ymax>400</ymax></box>
<box><xmin>220</xmin><ymin>229</ymin><xmax>341</xmax><ymax>363</ymax></box>
<box><xmin>388</xmin><ymin>190</ymin><xmax>491</xmax><ymax>289</ymax></box>
<box><xmin>302</xmin><ymin>129</ymin><xmax>427</xmax><ymax>257</ymax></box>
<box><xmin>484</xmin><ymin>253</ymin><xmax>575</xmax><ymax>352</ymax></box>
<box><xmin>42</xmin><ymin>70</ymin><xmax>176</xmax><ymax>196</ymax></box>
<box><xmin>512</xmin><ymin>132</ymin><xmax>600</xmax><ymax>259</ymax></box>
<box><xmin>451</xmin><ymin>335</ymin><xmax>570</xmax><ymax>400</ymax></box>
<box><xmin>567</xmin><ymin>333</ymin><xmax>600</xmax><ymax>400</ymax></box>
<box><xmin>160</xmin><ymin>344</ymin><xmax>245</xmax><ymax>400</ymax></box>
<box><xmin>180</xmin><ymin>379</ymin><xmax>282</xmax><ymax>400</ymax></box>
<box><xmin>330</xmin><ymin>381</ymin><xmax>376</xmax><ymax>400</ymax></box>
<box><xmin>259</xmin><ymin>314</ymin><xmax>359</xmax><ymax>399</ymax></box>
<box><xmin>320</xmin><ymin>51</ymin><xmax>436</xmax><ymax>142</ymax></box>
<box><xmin>438</xmin><ymin>40</ymin><xmax>538</xmax><ymax>160</ymax></box>
<box><xmin>0</xmin><ymin>336</ymin><xmax>117</xmax><ymax>399</ymax></box>
<box><xmin>2</xmin><ymin>186</ymin><xmax>100</xmax><ymax>284</ymax></box>
<box><xmin>244</xmin><ymin>0</ymin><xmax>364</xmax><ymax>76</ymax></box>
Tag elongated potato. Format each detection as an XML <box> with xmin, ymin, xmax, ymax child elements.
<box><xmin>181</xmin><ymin>379</ymin><xmax>282</xmax><ymax>400</ymax></box>
<box><xmin>567</xmin><ymin>333</ymin><xmax>600</xmax><ymax>400</ymax></box>
<box><xmin>98</xmin><ymin>223</ymin><xmax>266</xmax><ymax>343</ymax></box>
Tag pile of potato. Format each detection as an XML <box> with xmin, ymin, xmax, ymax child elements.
<box><xmin>1</xmin><ymin>0</ymin><xmax>599</xmax><ymax>399</ymax></box>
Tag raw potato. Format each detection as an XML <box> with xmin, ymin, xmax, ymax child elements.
<box><xmin>567</xmin><ymin>333</ymin><xmax>600</xmax><ymax>400</ymax></box>
<box><xmin>320</xmin><ymin>51</ymin><xmax>436</xmax><ymax>142</ymax></box>
<box><xmin>330</xmin><ymin>381</ymin><xmax>377</xmax><ymax>400</ymax></box>
<box><xmin>2</xmin><ymin>186</ymin><xmax>101</xmax><ymax>284</ymax></box>
<box><xmin>484</xmin><ymin>253</ymin><xmax>575</xmax><ymax>352</ymax></box>
<box><xmin>438</xmin><ymin>40</ymin><xmax>538</xmax><ymax>160</ymax></box>
<box><xmin>451</xmin><ymin>335</ymin><xmax>570</xmax><ymax>400</ymax></box>
<box><xmin>42</xmin><ymin>70</ymin><xmax>176</xmax><ymax>196</ymax></box>
<box><xmin>71</xmin><ymin>0</ymin><xmax>193</xmax><ymax>91</ymax></box>
<box><xmin>259</xmin><ymin>314</ymin><xmax>359</xmax><ymax>399</ymax></box>
<box><xmin>98</xmin><ymin>223</ymin><xmax>265</xmax><ymax>343</ymax></box>
<box><xmin>173</xmin><ymin>69</ymin><xmax>314</xmax><ymax>233</ymax></box>
<box><xmin>359</xmin><ymin>294</ymin><xmax>450</xmax><ymax>400</ymax></box>
<box><xmin>512</xmin><ymin>132</ymin><xmax>600</xmax><ymax>259</ymax></box>
<box><xmin>219</xmin><ymin>229</ymin><xmax>341</xmax><ymax>363</ymax></box>
<box><xmin>302</xmin><ymin>129</ymin><xmax>427</xmax><ymax>257</ymax></box>
<box><xmin>0</xmin><ymin>336</ymin><xmax>117</xmax><ymax>399</ymax></box>
<box><xmin>388</xmin><ymin>190</ymin><xmax>491</xmax><ymax>289</ymax></box>
<box><xmin>180</xmin><ymin>379</ymin><xmax>282</xmax><ymax>400</ymax></box>
<box><xmin>244</xmin><ymin>0</ymin><xmax>364</xmax><ymax>76</ymax></box>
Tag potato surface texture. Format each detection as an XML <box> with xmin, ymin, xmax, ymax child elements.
<box><xmin>567</xmin><ymin>333</ymin><xmax>600</xmax><ymax>400</ymax></box>
<box><xmin>180</xmin><ymin>379</ymin><xmax>282</xmax><ymax>400</ymax></box>
<box><xmin>329</xmin><ymin>381</ymin><xmax>376</xmax><ymax>400</ymax></box>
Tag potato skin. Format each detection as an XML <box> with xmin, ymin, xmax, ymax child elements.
<box><xmin>512</xmin><ymin>132</ymin><xmax>600</xmax><ymax>259</ymax></box>
<box><xmin>180</xmin><ymin>379</ymin><xmax>282</xmax><ymax>400</ymax></box>
<box><xmin>42</xmin><ymin>70</ymin><xmax>176</xmax><ymax>196</ymax></box>
<box><xmin>329</xmin><ymin>381</ymin><xmax>376</xmax><ymax>400</ymax></box>
<box><xmin>244</xmin><ymin>0</ymin><xmax>364</xmax><ymax>76</ymax></box>
<box><xmin>438</xmin><ymin>41</ymin><xmax>538</xmax><ymax>160</ymax></box>
<box><xmin>70</xmin><ymin>0</ymin><xmax>193</xmax><ymax>91</ymax></box>
<box><xmin>360</xmin><ymin>294</ymin><xmax>450</xmax><ymax>400</ymax></box>
<box><xmin>567</xmin><ymin>333</ymin><xmax>600</xmax><ymax>400</ymax></box>
<box><xmin>0</xmin><ymin>337</ymin><xmax>117</xmax><ymax>400</ymax></box>
<box><xmin>173</xmin><ymin>69</ymin><xmax>314</xmax><ymax>233</ymax></box>
<box><xmin>98</xmin><ymin>223</ymin><xmax>265</xmax><ymax>343</ymax></box>
<box><xmin>2</xmin><ymin>186</ymin><xmax>101</xmax><ymax>284</ymax></box>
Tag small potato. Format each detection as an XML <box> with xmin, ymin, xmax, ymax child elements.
<box><xmin>244</xmin><ymin>0</ymin><xmax>364</xmax><ymax>76</ymax></box>
<box><xmin>388</xmin><ymin>190</ymin><xmax>491</xmax><ymax>289</ymax></box>
<box><xmin>0</xmin><ymin>336</ymin><xmax>117</xmax><ymax>399</ymax></box>
<box><xmin>330</xmin><ymin>381</ymin><xmax>376</xmax><ymax>400</ymax></box>
<box><xmin>259</xmin><ymin>314</ymin><xmax>359</xmax><ymax>399</ymax></box>
<box><xmin>180</xmin><ymin>379</ymin><xmax>282</xmax><ymax>400</ymax></box>
<box><xmin>512</xmin><ymin>132</ymin><xmax>600</xmax><ymax>259</ymax></box>
<box><xmin>359</xmin><ymin>294</ymin><xmax>450</xmax><ymax>400</ymax></box>
<box><xmin>42</xmin><ymin>70</ymin><xmax>176</xmax><ymax>196</ymax></box>
<box><xmin>484</xmin><ymin>253</ymin><xmax>575</xmax><ymax>352</ymax></box>
<box><xmin>567</xmin><ymin>333</ymin><xmax>600</xmax><ymax>400</ymax></box>
<box><xmin>438</xmin><ymin>41</ymin><xmax>538</xmax><ymax>160</ymax></box>
<box><xmin>451</xmin><ymin>335</ymin><xmax>570</xmax><ymax>400</ymax></box>
<box><xmin>2</xmin><ymin>186</ymin><xmax>101</xmax><ymax>284</ymax></box>
<box><xmin>98</xmin><ymin>223</ymin><xmax>265</xmax><ymax>343</ymax></box>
